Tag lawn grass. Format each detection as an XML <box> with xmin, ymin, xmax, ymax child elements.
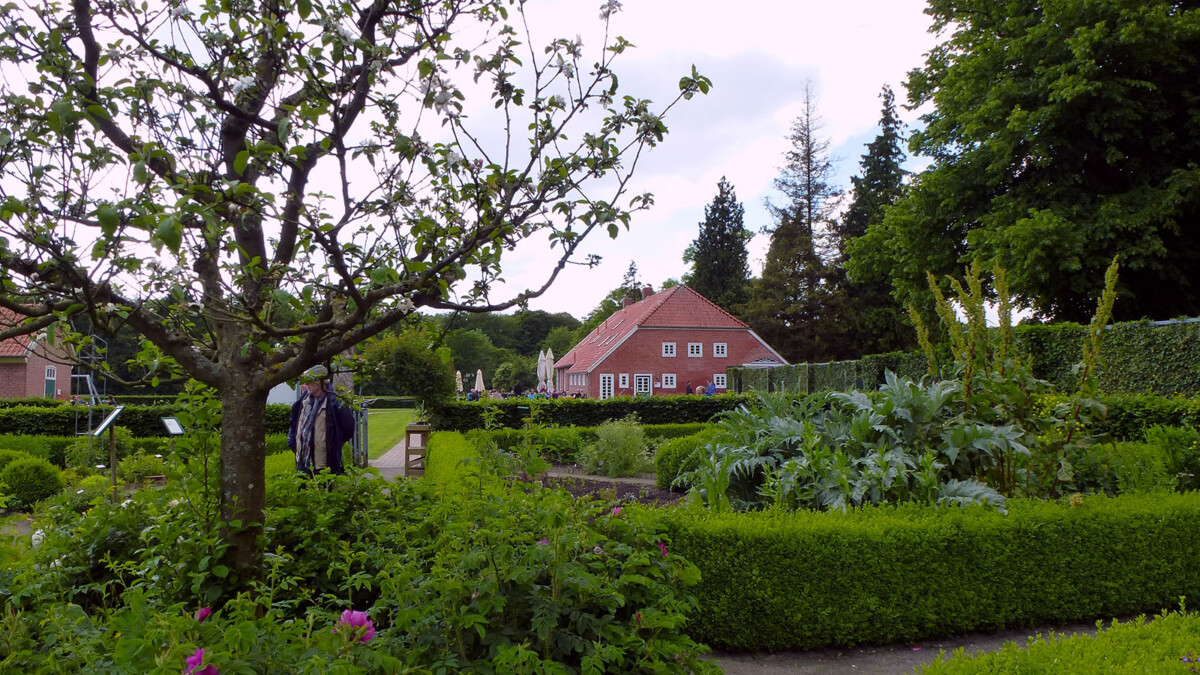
<box><xmin>367</xmin><ymin>409</ymin><xmax>416</xmax><ymax>459</ymax></box>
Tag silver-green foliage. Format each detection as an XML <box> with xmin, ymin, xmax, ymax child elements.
<box><xmin>682</xmin><ymin>373</ymin><xmax>1011</xmax><ymax>512</ymax></box>
<box><xmin>578</xmin><ymin>415</ymin><xmax>650</xmax><ymax>478</ymax></box>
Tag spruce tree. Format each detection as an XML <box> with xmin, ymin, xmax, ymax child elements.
<box><xmin>833</xmin><ymin>85</ymin><xmax>916</xmax><ymax>355</ymax></box>
<box><xmin>684</xmin><ymin>177</ymin><xmax>751</xmax><ymax>310</ymax></box>
<box><xmin>747</xmin><ymin>81</ymin><xmax>843</xmax><ymax>362</ymax></box>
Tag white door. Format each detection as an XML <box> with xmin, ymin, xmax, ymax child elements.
<box><xmin>634</xmin><ymin>374</ymin><xmax>651</xmax><ymax>395</ymax></box>
<box><xmin>599</xmin><ymin>374</ymin><xmax>614</xmax><ymax>399</ymax></box>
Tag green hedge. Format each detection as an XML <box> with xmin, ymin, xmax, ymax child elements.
<box><xmin>658</xmin><ymin>493</ymin><xmax>1200</xmax><ymax>652</ymax></box>
<box><xmin>921</xmin><ymin>609</ymin><xmax>1200</xmax><ymax>674</ymax></box>
<box><xmin>734</xmin><ymin>319</ymin><xmax>1200</xmax><ymax>397</ymax></box>
<box><xmin>1038</xmin><ymin>393</ymin><xmax>1200</xmax><ymax>441</ymax></box>
<box><xmin>0</xmin><ymin>397</ymin><xmax>69</xmax><ymax>409</ymax></box>
<box><xmin>467</xmin><ymin>423</ymin><xmax>715</xmax><ymax>464</ymax></box>
<box><xmin>430</xmin><ymin>395</ymin><xmax>757</xmax><ymax>431</ymax></box>
<box><xmin>654</xmin><ymin>428</ymin><xmax>723</xmax><ymax>490</ymax></box>
<box><xmin>0</xmin><ymin>404</ymin><xmax>291</xmax><ymax>437</ymax></box>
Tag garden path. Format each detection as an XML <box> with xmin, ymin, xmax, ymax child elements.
<box><xmin>712</xmin><ymin>619</ymin><xmax>1104</xmax><ymax>674</ymax></box>
<box><xmin>369</xmin><ymin>437</ymin><xmax>420</xmax><ymax>480</ymax></box>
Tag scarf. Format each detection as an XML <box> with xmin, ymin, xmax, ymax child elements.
<box><xmin>295</xmin><ymin>392</ymin><xmax>328</xmax><ymax>471</ymax></box>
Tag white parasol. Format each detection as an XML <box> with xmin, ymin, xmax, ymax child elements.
<box><xmin>475</xmin><ymin>368</ymin><xmax>485</xmax><ymax>393</ymax></box>
<box><xmin>545</xmin><ymin>348</ymin><xmax>555</xmax><ymax>390</ymax></box>
<box><xmin>536</xmin><ymin>350</ymin><xmax>547</xmax><ymax>390</ymax></box>
<box><xmin>455</xmin><ymin>370</ymin><xmax>463</xmax><ymax>393</ymax></box>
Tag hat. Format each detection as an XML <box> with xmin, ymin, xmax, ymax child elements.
<box><xmin>299</xmin><ymin>365</ymin><xmax>328</xmax><ymax>382</ymax></box>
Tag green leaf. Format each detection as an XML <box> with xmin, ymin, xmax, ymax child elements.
<box><xmin>97</xmin><ymin>204</ymin><xmax>119</xmax><ymax>235</ymax></box>
<box><xmin>297</xmin><ymin>0</ymin><xmax>310</xmax><ymax>19</ymax></box>
<box><xmin>154</xmin><ymin>217</ymin><xmax>182</xmax><ymax>253</ymax></box>
<box><xmin>234</xmin><ymin>150</ymin><xmax>249</xmax><ymax>176</ymax></box>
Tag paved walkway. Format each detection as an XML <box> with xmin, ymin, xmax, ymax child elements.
<box><xmin>370</xmin><ymin>437</ymin><xmax>421</xmax><ymax>480</ymax></box>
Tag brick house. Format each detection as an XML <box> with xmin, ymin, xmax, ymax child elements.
<box><xmin>553</xmin><ymin>285</ymin><xmax>787</xmax><ymax>398</ymax></box>
<box><xmin>0</xmin><ymin>308</ymin><xmax>72</xmax><ymax>400</ymax></box>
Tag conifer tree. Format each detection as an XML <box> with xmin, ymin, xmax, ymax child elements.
<box><xmin>683</xmin><ymin>177</ymin><xmax>751</xmax><ymax>310</ymax></box>
<box><xmin>747</xmin><ymin>81</ymin><xmax>842</xmax><ymax>362</ymax></box>
<box><xmin>833</xmin><ymin>86</ymin><xmax>915</xmax><ymax>355</ymax></box>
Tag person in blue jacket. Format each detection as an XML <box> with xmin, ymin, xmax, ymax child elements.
<box><xmin>288</xmin><ymin>365</ymin><xmax>355</xmax><ymax>475</ymax></box>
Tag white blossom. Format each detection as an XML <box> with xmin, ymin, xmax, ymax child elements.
<box><xmin>31</xmin><ymin>529</ymin><xmax>44</xmax><ymax>547</ymax></box>
<box><xmin>169</xmin><ymin>4</ymin><xmax>189</xmax><ymax>19</ymax></box>
<box><xmin>334</xmin><ymin>23</ymin><xmax>356</xmax><ymax>43</ymax></box>
<box><xmin>599</xmin><ymin>0</ymin><xmax>622</xmax><ymax>20</ymax></box>
<box><xmin>548</xmin><ymin>95</ymin><xmax>565</xmax><ymax>108</ymax></box>
<box><xmin>121</xmin><ymin>499</ymin><xmax>132</xmax><ymax>508</ymax></box>
<box><xmin>446</xmin><ymin>150</ymin><xmax>463</xmax><ymax>166</ymax></box>
<box><xmin>168</xmin><ymin>499</ymin><xmax>180</xmax><ymax>507</ymax></box>
<box><xmin>396</xmin><ymin>297</ymin><xmax>415</xmax><ymax>313</ymax></box>
<box><xmin>555</xmin><ymin>55</ymin><xmax>574</xmax><ymax>78</ymax></box>
<box><xmin>231</xmin><ymin>75</ymin><xmax>255</xmax><ymax>95</ymax></box>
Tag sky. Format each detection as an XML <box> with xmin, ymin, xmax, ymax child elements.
<box><xmin>493</xmin><ymin>0</ymin><xmax>944</xmax><ymax>320</ymax></box>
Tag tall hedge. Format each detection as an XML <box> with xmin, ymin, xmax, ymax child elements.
<box><xmin>430</xmin><ymin>394</ymin><xmax>760</xmax><ymax>431</ymax></box>
<box><xmin>733</xmin><ymin>319</ymin><xmax>1200</xmax><ymax>396</ymax></box>
<box><xmin>659</xmin><ymin>493</ymin><xmax>1200</xmax><ymax>652</ymax></box>
<box><xmin>0</xmin><ymin>404</ymin><xmax>291</xmax><ymax>437</ymax></box>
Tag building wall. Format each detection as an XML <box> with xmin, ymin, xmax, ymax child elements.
<box><xmin>563</xmin><ymin>327</ymin><xmax>779</xmax><ymax>398</ymax></box>
<box><xmin>0</xmin><ymin>362</ymin><xmax>27</xmax><ymax>398</ymax></box>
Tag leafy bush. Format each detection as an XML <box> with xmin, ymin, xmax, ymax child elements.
<box><xmin>1068</xmin><ymin>441</ymin><xmax>1177</xmax><ymax>495</ymax></box>
<box><xmin>52</xmin><ymin>474</ymin><xmax>113</xmax><ymax>513</ymax></box>
<box><xmin>118</xmin><ymin>453</ymin><xmax>166</xmax><ymax>484</ymax></box>
<box><xmin>0</xmin><ymin>457</ymin><xmax>65</xmax><ymax>509</ymax></box>
<box><xmin>1144</xmin><ymin>424</ymin><xmax>1200</xmax><ymax>491</ymax></box>
<box><xmin>655</xmin><ymin>428</ymin><xmax>723</xmax><ymax>490</ymax></box>
<box><xmin>432</xmin><ymin>393</ymin><xmax>765</xmax><ymax>431</ymax></box>
<box><xmin>0</xmin><ymin>448</ymin><xmax>33</xmax><ymax>473</ymax></box>
<box><xmin>468</xmin><ymin>423</ymin><xmax>714</xmax><ymax>465</ymax></box>
<box><xmin>0</xmin><ymin>403</ymin><xmax>292</xmax><ymax>437</ymax></box>
<box><xmin>3</xmin><ymin>445</ymin><xmax>717</xmax><ymax>673</ymax></box>
<box><xmin>921</xmin><ymin>608</ymin><xmax>1200</xmax><ymax>674</ymax></box>
<box><xmin>578</xmin><ymin>416</ymin><xmax>650</xmax><ymax>477</ymax></box>
<box><xmin>661</xmin><ymin>492</ymin><xmax>1200</xmax><ymax>652</ymax></box>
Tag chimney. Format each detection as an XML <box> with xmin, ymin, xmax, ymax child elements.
<box><xmin>641</xmin><ymin>286</ymin><xmax>654</xmax><ymax>300</ymax></box>
<box><xmin>622</xmin><ymin>296</ymin><xmax>634</xmax><ymax>309</ymax></box>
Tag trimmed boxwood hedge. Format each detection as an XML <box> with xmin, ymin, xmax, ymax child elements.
<box><xmin>431</xmin><ymin>394</ymin><xmax>785</xmax><ymax>431</ymax></box>
<box><xmin>468</xmin><ymin>423</ymin><xmax>714</xmax><ymax>464</ymax></box>
<box><xmin>0</xmin><ymin>404</ymin><xmax>291</xmax><ymax>437</ymax></box>
<box><xmin>658</xmin><ymin>493</ymin><xmax>1200</xmax><ymax>652</ymax></box>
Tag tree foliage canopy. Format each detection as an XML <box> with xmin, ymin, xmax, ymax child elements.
<box><xmin>849</xmin><ymin>0</ymin><xmax>1200</xmax><ymax>321</ymax></box>
<box><xmin>683</xmin><ymin>177</ymin><xmax>751</xmax><ymax>311</ymax></box>
<box><xmin>0</xmin><ymin>0</ymin><xmax>706</xmax><ymax>571</ymax></box>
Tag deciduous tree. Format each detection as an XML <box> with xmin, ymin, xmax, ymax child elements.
<box><xmin>0</xmin><ymin>0</ymin><xmax>706</xmax><ymax>573</ymax></box>
<box><xmin>849</xmin><ymin>0</ymin><xmax>1200</xmax><ymax>321</ymax></box>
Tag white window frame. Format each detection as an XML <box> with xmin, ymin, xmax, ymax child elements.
<box><xmin>713</xmin><ymin>374</ymin><xmax>727</xmax><ymax>389</ymax></box>
<box><xmin>688</xmin><ymin>342</ymin><xmax>703</xmax><ymax>357</ymax></box>
<box><xmin>45</xmin><ymin>365</ymin><xmax>56</xmax><ymax>379</ymax></box>
<box><xmin>619</xmin><ymin>373</ymin><xmax>629</xmax><ymax>388</ymax></box>
<box><xmin>634</xmin><ymin>374</ymin><xmax>652</xmax><ymax>395</ymax></box>
<box><xmin>661</xmin><ymin>342</ymin><xmax>676</xmax><ymax>358</ymax></box>
<box><xmin>599</xmin><ymin>374</ymin><xmax>614</xmax><ymax>400</ymax></box>
<box><xmin>662</xmin><ymin>374</ymin><xmax>676</xmax><ymax>389</ymax></box>
<box><xmin>713</xmin><ymin>342</ymin><xmax>728</xmax><ymax>358</ymax></box>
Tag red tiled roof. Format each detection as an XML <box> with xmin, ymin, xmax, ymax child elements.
<box><xmin>554</xmin><ymin>285</ymin><xmax>749</xmax><ymax>373</ymax></box>
<box><xmin>0</xmin><ymin>307</ymin><xmax>33</xmax><ymax>358</ymax></box>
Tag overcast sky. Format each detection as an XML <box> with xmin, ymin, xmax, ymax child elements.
<box><xmin>493</xmin><ymin>0</ymin><xmax>943</xmax><ymax>320</ymax></box>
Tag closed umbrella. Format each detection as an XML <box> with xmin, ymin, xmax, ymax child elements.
<box><xmin>475</xmin><ymin>369</ymin><xmax>485</xmax><ymax>393</ymax></box>
<box><xmin>536</xmin><ymin>350</ymin><xmax>547</xmax><ymax>390</ymax></box>
<box><xmin>545</xmin><ymin>348</ymin><xmax>555</xmax><ymax>390</ymax></box>
<box><xmin>455</xmin><ymin>370</ymin><xmax>463</xmax><ymax>393</ymax></box>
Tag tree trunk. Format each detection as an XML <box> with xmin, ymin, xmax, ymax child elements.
<box><xmin>219</xmin><ymin>382</ymin><xmax>270</xmax><ymax>577</ymax></box>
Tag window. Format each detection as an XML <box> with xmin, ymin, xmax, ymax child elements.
<box><xmin>662</xmin><ymin>374</ymin><xmax>676</xmax><ymax>389</ymax></box>
<box><xmin>634</xmin><ymin>374</ymin><xmax>652</xmax><ymax>395</ymax></box>
<box><xmin>713</xmin><ymin>374</ymin><xmax>727</xmax><ymax>389</ymax></box>
<box><xmin>661</xmin><ymin>342</ymin><xmax>676</xmax><ymax>357</ymax></box>
<box><xmin>688</xmin><ymin>342</ymin><xmax>703</xmax><ymax>357</ymax></box>
<box><xmin>713</xmin><ymin>343</ymin><xmax>728</xmax><ymax>358</ymax></box>
<box><xmin>619</xmin><ymin>373</ymin><xmax>629</xmax><ymax>388</ymax></box>
<box><xmin>599</xmin><ymin>374</ymin><xmax>614</xmax><ymax>399</ymax></box>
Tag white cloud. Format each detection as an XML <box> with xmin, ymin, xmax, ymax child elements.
<box><xmin>491</xmin><ymin>0</ymin><xmax>941</xmax><ymax>319</ymax></box>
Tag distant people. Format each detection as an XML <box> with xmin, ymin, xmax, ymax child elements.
<box><xmin>104</xmin><ymin>395</ymin><xmax>116</xmax><ymax>405</ymax></box>
<box><xmin>287</xmin><ymin>365</ymin><xmax>355</xmax><ymax>476</ymax></box>
<box><xmin>685</xmin><ymin>381</ymin><xmax>693</xmax><ymax>395</ymax></box>
<box><xmin>706</xmin><ymin>381</ymin><xmax>716</xmax><ymax>396</ymax></box>
<box><xmin>513</xmin><ymin>382</ymin><xmax>524</xmax><ymax>396</ymax></box>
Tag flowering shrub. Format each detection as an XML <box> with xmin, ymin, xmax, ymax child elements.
<box><xmin>1</xmin><ymin>459</ymin><xmax>716</xmax><ymax>672</ymax></box>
